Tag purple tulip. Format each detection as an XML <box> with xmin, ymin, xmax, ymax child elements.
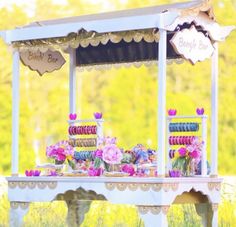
<box><xmin>25</xmin><ymin>169</ymin><xmax>41</xmax><ymax>177</ymax></box>
<box><xmin>94</xmin><ymin>112</ymin><xmax>102</xmax><ymax>119</ymax></box>
<box><xmin>69</xmin><ymin>113</ymin><xmax>77</xmax><ymax>120</ymax></box>
<box><xmin>25</xmin><ymin>170</ymin><xmax>31</xmax><ymax>176</ymax></box>
<box><xmin>169</xmin><ymin>170</ymin><xmax>181</xmax><ymax>177</ymax></box>
<box><xmin>49</xmin><ymin>170</ymin><xmax>58</xmax><ymax>176</ymax></box>
<box><xmin>33</xmin><ymin>170</ymin><xmax>41</xmax><ymax>176</ymax></box>
<box><xmin>196</xmin><ymin>108</ymin><xmax>204</xmax><ymax>115</ymax></box>
<box><xmin>168</xmin><ymin>109</ymin><xmax>177</xmax><ymax>116</ymax></box>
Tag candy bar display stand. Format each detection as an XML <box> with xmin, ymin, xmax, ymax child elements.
<box><xmin>166</xmin><ymin>114</ymin><xmax>208</xmax><ymax>176</ymax></box>
<box><xmin>0</xmin><ymin>1</ymin><xmax>235</xmax><ymax>226</ymax></box>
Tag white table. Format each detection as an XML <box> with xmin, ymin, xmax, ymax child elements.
<box><xmin>7</xmin><ymin>176</ymin><xmax>222</xmax><ymax>227</ymax></box>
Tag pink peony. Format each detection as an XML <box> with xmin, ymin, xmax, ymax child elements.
<box><xmin>178</xmin><ymin>147</ymin><xmax>187</xmax><ymax>157</ymax></box>
<box><xmin>102</xmin><ymin>144</ymin><xmax>122</xmax><ymax>164</ymax></box>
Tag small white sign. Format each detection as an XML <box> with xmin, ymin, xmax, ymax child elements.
<box><xmin>20</xmin><ymin>49</ymin><xmax>66</xmax><ymax>76</ymax></box>
<box><xmin>170</xmin><ymin>26</ymin><xmax>214</xmax><ymax>64</ymax></box>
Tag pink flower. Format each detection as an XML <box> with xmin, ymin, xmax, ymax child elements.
<box><xmin>46</xmin><ymin>140</ymin><xmax>74</xmax><ymax>162</ymax></box>
<box><xmin>105</xmin><ymin>137</ymin><xmax>117</xmax><ymax>145</ymax></box>
<box><xmin>88</xmin><ymin>167</ymin><xmax>103</xmax><ymax>176</ymax></box>
<box><xmin>189</xmin><ymin>150</ymin><xmax>201</xmax><ymax>159</ymax></box>
<box><xmin>178</xmin><ymin>147</ymin><xmax>187</xmax><ymax>157</ymax></box>
<box><xmin>187</xmin><ymin>138</ymin><xmax>203</xmax><ymax>153</ymax></box>
<box><xmin>94</xmin><ymin>149</ymin><xmax>103</xmax><ymax>159</ymax></box>
<box><xmin>187</xmin><ymin>137</ymin><xmax>203</xmax><ymax>162</ymax></box>
<box><xmin>102</xmin><ymin>144</ymin><xmax>122</xmax><ymax>164</ymax></box>
<box><xmin>121</xmin><ymin>164</ymin><xmax>135</xmax><ymax>176</ymax></box>
<box><xmin>98</xmin><ymin>137</ymin><xmax>117</xmax><ymax>147</ymax></box>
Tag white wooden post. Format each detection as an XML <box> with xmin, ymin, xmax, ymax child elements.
<box><xmin>157</xmin><ymin>28</ymin><xmax>167</xmax><ymax>177</ymax></box>
<box><xmin>69</xmin><ymin>48</ymin><xmax>77</xmax><ymax>114</ymax></box>
<box><xmin>201</xmin><ymin>116</ymin><xmax>207</xmax><ymax>176</ymax></box>
<box><xmin>166</xmin><ymin>118</ymin><xmax>171</xmax><ymax>173</ymax></box>
<box><xmin>211</xmin><ymin>43</ymin><xmax>218</xmax><ymax>177</ymax></box>
<box><xmin>12</xmin><ymin>51</ymin><xmax>20</xmax><ymax>176</ymax></box>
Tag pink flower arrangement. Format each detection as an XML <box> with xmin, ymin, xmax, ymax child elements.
<box><xmin>186</xmin><ymin>137</ymin><xmax>203</xmax><ymax>162</ymax></box>
<box><xmin>172</xmin><ymin>137</ymin><xmax>203</xmax><ymax>176</ymax></box>
<box><xmin>93</xmin><ymin>136</ymin><xmax>123</xmax><ymax>171</ymax></box>
<box><xmin>102</xmin><ymin>144</ymin><xmax>122</xmax><ymax>164</ymax></box>
<box><xmin>46</xmin><ymin>140</ymin><xmax>74</xmax><ymax>162</ymax></box>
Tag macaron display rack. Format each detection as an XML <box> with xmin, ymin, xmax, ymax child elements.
<box><xmin>166</xmin><ymin>114</ymin><xmax>208</xmax><ymax>176</ymax></box>
<box><xmin>68</xmin><ymin>118</ymin><xmax>104</xmax><ymax>159</ymax></box>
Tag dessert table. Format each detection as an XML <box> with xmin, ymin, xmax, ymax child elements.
<box><xmin>8</xmin><ymin>176</ymin><xmax>222</xmax><ymax>227</ymax></box>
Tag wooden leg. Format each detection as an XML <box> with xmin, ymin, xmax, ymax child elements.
<box><xmin>137</xmin><ymin>205</ymin><xmax>169</xmax><ymax>227</ymax></box>
<box><xmin>66</xmin><ymin>200</ymin><xmax>92</xmax><ymax>227</ymax></box>
<box><xmin>9</xmin><ymin>202</ymin><xmax>30</xmax><ymax>227</ymax></box>
<box><xmin>195</xmin><ymin>203</ymin><xmax>218</xmax><ymax>227</ymax></box>
<box><xmin>211</xmin><ymin>203</ymin><xmax>218</xmax><ymax>227</ymax></box>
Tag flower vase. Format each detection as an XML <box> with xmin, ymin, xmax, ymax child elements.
<box><xmin>182</xmin><ymin>159</ymin><xmax>190</xmax><ymax>177</ymax></box>
<box><xmin>110</xmin><ymin>164</ymin><xmax>121</xmax><ymax>172</ymax></box>
<box><xmin>189</xmin><ymin>159</ymin><xmax>197</xmax><ymax>176</ymax></box>
<box><xmin>67</xmin><ymin>164</ymin><xmax>73</xmax><ymax>173</ymax></box>
<box><xmin>54</xmin><ymin>160</ymin><xmax>64</xmax><ymax>175</ymax></box>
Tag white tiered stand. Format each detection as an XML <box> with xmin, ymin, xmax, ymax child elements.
<box><xmin>166</xmin><ymin>115</ymin><xmax>208</xmax><ymax>176</ymax></box>
<box><xmin>1</xmin><ymin>2</ymin><xmax>234</xmax><ymax>227</ymax></box>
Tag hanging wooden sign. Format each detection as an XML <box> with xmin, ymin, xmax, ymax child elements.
<box><xmin>20</xmin><ymin>49</ymin><xmax>66</xmax><ymax>76</ymax></box>
<box><xmin>170</xmin><ymin>26</ymin><xmax>214</xmax><ymax>64</ymax></box>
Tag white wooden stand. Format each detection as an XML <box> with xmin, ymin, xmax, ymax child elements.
<box><xmin>7</xmin><ymin>176</ymin><xmax>222</xmax><ymax>227</ymax></box>
<box><xmin>2</xmin><ymin>2</ymin><xmax>232</xmax><ymax>226</ymax></box>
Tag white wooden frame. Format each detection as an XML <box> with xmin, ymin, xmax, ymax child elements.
<box><xmin>10</xmin><ymin>25</ymin><xmax>220</xmax><ymax>178</ymax></box>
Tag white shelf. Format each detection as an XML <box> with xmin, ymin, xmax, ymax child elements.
<box><xmin>68</xmin><ymin>119</ymin><xmax>104</xmax><ymax>124</ymax></box>
<box><xmin>167</xmin><ymin>115</ymin><xmax>207</xmax><ymax>120</ymax></box>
